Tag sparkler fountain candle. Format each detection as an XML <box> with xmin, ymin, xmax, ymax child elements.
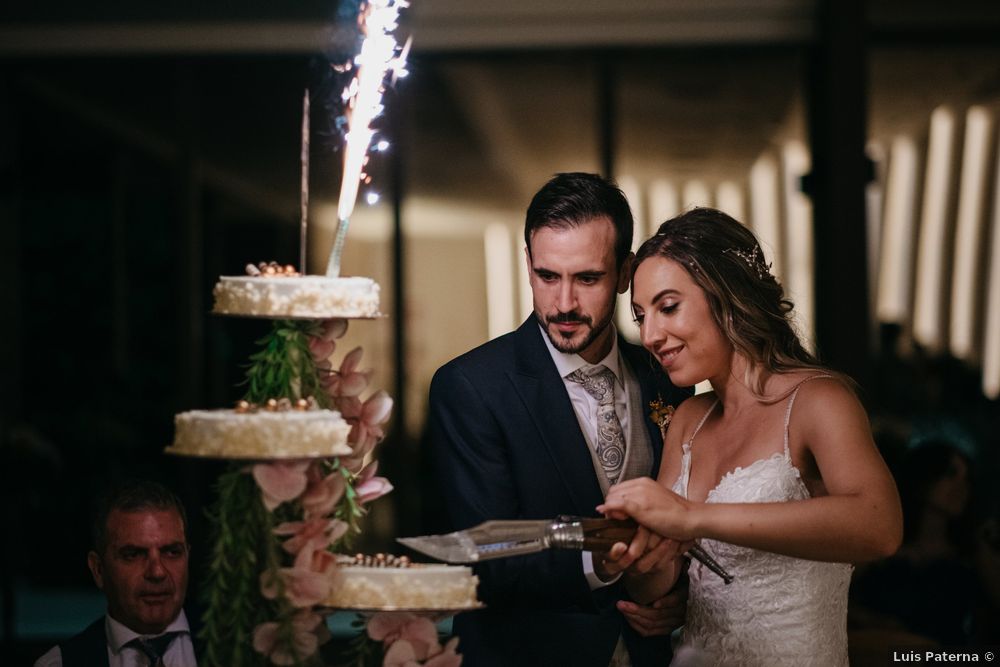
<box><xmin>325</xmin><ymin>0</ymin><xmax>410</xmax><ymax>277</ymax></box>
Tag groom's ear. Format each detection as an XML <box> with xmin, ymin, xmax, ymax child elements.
<box><xmin>616</xmin><ymin>252</ymin><xmax>635</xmax><ymax>295</ymax></box>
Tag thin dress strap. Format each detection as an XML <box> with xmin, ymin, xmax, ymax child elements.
<box><xmin>783</xmin><ymin>374</ymin><xmax>834</xmax><ymax>458</ymax></box>
<box><xmin>687</xmin><ymin>399</ymin><xmax>719</xmax><ymax>447</ymax></box>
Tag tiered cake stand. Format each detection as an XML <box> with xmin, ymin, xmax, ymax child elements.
<box><xmin>167</xmin><ymin>270</ymin><xmax>395</xmax><ymax>667</ymax></box>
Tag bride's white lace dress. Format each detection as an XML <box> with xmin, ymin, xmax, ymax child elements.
<box><xmin>669</xmin><ymin>385</ymin><xmax>852</xmax><ymax>667</ymax></box>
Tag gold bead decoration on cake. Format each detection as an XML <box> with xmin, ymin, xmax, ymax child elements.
<box><xmin>348</xmin><ymin>552</ymin><xmax>412</xmax><ymax>568</ymax></box>
<box><xmin>244</xmin><ymin>260</ymin><xmax>299</xmax><ymax>277</ymax></box>
<box><xmin>265</xmin><ymin>398</ymin><xmax>280</xmax><ymax>411</ymax></box>
<box><xmin>294</xmin><ymin>398</ymin><xmax>310</xmax><ymax>411</ymax></box>
<box><xmin>234</xmin><ymin>400</ymin><xmax>255</xmax><ymax>413</ymax></box>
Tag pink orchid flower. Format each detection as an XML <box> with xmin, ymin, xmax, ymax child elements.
<box><xmin>323</xmin><ymin>347</ymin><xmax>373</xmax><ymax>399</ymax></box>
<box><xmin>425</xmin><ymin>637</ymin><xmax>463</xmax><ymax>667</ymax></box>
<box><xmin>383</xmin><ymin>639</ymin><xmax>421</xmax><ymax>667</ymax></box>
<box><xmin>354</xmin><ymin>461</ymin><xmax>394</xmax><ymax>504</ymax></box>
<box><xmin>368</xmin><ymin>613</ymin><xmax>440</xmax><ymax>661</ymax></box>
<box><xmin>308</xmin><ymin>336</ymin><xmax>336</xmax><ymax>368</ymax></box>
<box><xmin>251</xmin><ymin>460</ymin><xmax>311</xmax><ymax>511</ymax></box>
<box><xmin>319</xmin><ymin>318</ymin><xmax>348</xmax><ymax>341</ymax></box>
<box><xmin>252</xmin><ymin>610</ymin><xmax>325</xmax><ymax>665</ymax></box>
<box><xmin>301</xmin><ymin>465</ymin><xmax>347</xmax><ymax>519</ymax></box>
<box><xmin>341</xmin><ymin>390</ymin><xmax>393</xmax><ymax>471</ymax></box>
<box><xmin>337</xmin><ymin>395</ymin><xmax>363</xmax><ymax>421</ymax></box>
<box><xmin>340</xmin><ymin>390</ymin><xmax>391</xmax><ymax>448</ymax></box>
<box><xmin>273</xmin><ymin>517</ymin><xmax>348</xmax><ymax>555</ymax></box>
<box><xmin>260</xmin><ymin>543</ymin><xmax>339</xmax><ymax>608</ymax></box>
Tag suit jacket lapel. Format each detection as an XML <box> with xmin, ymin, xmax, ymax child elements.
<box><xmin>508</xmin><ymin>318</ymin><xmax>605</xmax><ymax>513</ymax></box>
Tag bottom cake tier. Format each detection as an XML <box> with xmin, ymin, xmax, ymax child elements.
<box><xmin>328</xmin><ymin>554</ymin><xmax>481</xmax><ymax>610</ymax></box>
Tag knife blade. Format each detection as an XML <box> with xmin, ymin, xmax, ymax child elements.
<box><xmin>398</xmin><ymin>517</ymin><xmax>733</xmax><ymax>584</ymax></box>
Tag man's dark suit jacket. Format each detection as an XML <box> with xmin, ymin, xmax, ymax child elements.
<box><xmin>428</xmin><ymin>317</ymin><xmax>693</xmax><ymax>667</ymax></box>
<box><xmin>56</xmin><ymin>611</ymin><xmax>201</xmax><ymax>667</ymax></box>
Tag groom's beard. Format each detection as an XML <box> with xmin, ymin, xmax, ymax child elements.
<box><xmin>538</xmin><ymin>307</ymin><xmax>615</xmax><ymax>356</ymax></box>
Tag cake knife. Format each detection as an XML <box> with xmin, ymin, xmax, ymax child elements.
<box><xmin>398</xmin><ymin>516</ymin><xmax>733</xmax><ymax>584</ymax></box>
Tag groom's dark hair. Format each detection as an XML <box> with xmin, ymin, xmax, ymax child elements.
<box><xmin>524</xmin><ymin>172</ymin><xmax>634</xmax><ymax>269</ymax></box>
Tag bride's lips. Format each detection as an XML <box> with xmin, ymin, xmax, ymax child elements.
<box><xmin>657</xmin><ymin>344</ymin><xmax>683</xmax><ymax>368</ymax></box>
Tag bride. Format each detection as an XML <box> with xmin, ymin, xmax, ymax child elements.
<box><xmin>599</xmin><ymin>208</ymin><xmax>903</xmax><ymax>666</ymax></box>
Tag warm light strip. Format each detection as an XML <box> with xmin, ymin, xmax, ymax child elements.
<box><xmin>484</xmin><ymin>223</ymin><xmax>516</xmax><ymax>340</ymax></box>
<box><xmin>781</xmin><ymin>141</ymin><xmax>815</xmax><ymax>352</ymax></box>
<box><xmin>715</xmin><ymin>181</ymin><xmax>746</xmax><ymax>223</ymax></box>
<box><xmin>982</xmin><ymin>132</ymin><xmax>1000</xmax><ymax>399</ymax></box>
<box><xmin>949</xmin><ymin>106</ymin><xmax>994</xmax><ymax>361</ymax></box>
<box><xmin>877</xmin><ymin>136</ymin><xmax>920</xmax><ymax>325</ymax></box>
<box><xmin>866</xmin><ymin>142</ymin><xmax>887</xmax><ymax>334</ymax></box>
<box><xmin>616</xmin><ymin>175</ymin><xmax>645</xmax><ymax>342</ymax></box>
<box><xmin>682</xmin><ymin>180</ymin><xmax>712</xmax><ymax>211</ymax></box>
<box><xmin>913</xmin><ymin>106</ymin><xmax>957</xmax><ymax>353</ymax></box>
<box><xmin>750</xmin><ymin>153</ymin><xmax>783</xmax><ymax>282</ymax></box>
<box><xmin>648</xmin><ymin>178</ymin><xmax>679</xmax><ymax>228</ymax></box>
<box><xmin>618</xmin><ymin>175</ymin><xmax>647</xmax><ymax>250</ymax></box>
<box><xmin>517</xmin><ymin>239</ymin><xmax>534</xmax><ymax>324</ymax></box>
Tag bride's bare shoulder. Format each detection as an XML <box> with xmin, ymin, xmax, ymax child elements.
<box><xmin>671</xmin><ymin>392</ymin><xmax>717</xmax><ymax>437</ymax></box>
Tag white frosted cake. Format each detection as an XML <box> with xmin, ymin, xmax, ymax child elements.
<box><xmin>168</xmin><ymin>402</ymin><xmax>352</xmax><ymax>459</ymax></box>
<box><xmin>327</xmin><ymin>554</ymin><xmax>480</xmax><ymax>610</ymax></box>
<box><xmin>213</xmin><ymin>275</ymin><xmax>380</xmax><ymax>319</ymax></box>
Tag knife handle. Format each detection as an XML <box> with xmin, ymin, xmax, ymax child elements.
<box><xmin>576</xmin><ymin>518</ymin><xmax>639</xmax><ymax>551</ymax></box>
<box><xmin>556</xmin><ymin>517</ymin><xmax>735</xmax><ymax>584</ymax></box>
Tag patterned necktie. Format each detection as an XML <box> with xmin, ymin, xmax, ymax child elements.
<box><xmin>128</xmin><ymin>632</ymin><xmax>178</xmax><ymax>667</ymax></box>
<box><xmin>567</xmin><ymin>365</ymin><xmax>626</xmax><ymax>485</ymax></box>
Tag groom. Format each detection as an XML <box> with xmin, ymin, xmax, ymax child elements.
<box><xmin>427</xmin><ymin>172</ymin><xmax>693</xmax><ymax>666</ymax></box>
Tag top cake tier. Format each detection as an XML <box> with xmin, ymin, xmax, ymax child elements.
<box><xmin>212</xmin><ymin>275</ymin><xmax>381</xmax><ymax>319</ymax></box>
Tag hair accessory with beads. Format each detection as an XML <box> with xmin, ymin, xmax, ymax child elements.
<box><xmin>723</xmin><ymin>245</ymin><xmax>772</xmax><ymax>280</ymax></box>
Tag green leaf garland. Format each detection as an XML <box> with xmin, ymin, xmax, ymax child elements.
<box><xmin>243</xmin><ymin>319</ymin><xmax>329</xmax><ymax>407</ymax></box>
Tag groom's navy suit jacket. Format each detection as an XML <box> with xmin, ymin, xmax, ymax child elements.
<box><xmin>428</xmin><ymin>317</ymin><xmax>693</xmax><ymax>667</ymax></box>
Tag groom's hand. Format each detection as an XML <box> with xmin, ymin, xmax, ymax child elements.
<box><xmin>594</xmin><ymin>523</ymin><xmax>658</xmax><ymax>580</ymax></box>
<box><xmin>617</xmin><ymin>576</ymin><xmax>689</xmax><ymax>637</ymax></box>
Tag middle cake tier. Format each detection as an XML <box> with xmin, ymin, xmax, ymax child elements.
<box><xmin>168</xmin><ymin>406</ymin><xmax>353</xmax><ymax>459</ymax></box>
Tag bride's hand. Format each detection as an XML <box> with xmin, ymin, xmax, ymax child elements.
<box><xmin>598</xmin><ymin>477</ymin><xmax>697</xmax><ymax>541</ymax></box>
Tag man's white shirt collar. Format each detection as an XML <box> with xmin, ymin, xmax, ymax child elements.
<box><xmin>538</xmin><ymin>322</ymin><xmax>623</xmax><ymax>387</ymax></box>
<box><xmin>106</xmin><ymin>609</ymin><xmax>190</xmax><ymax>655</ymax></box>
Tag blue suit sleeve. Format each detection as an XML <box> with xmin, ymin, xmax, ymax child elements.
<box><xmin>427</xmin><ymin>362</ymin><xmax>607</xmax><ymax>612</ymax></box>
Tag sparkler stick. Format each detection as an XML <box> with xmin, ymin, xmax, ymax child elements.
<box><xmin>300</xmin><ymin>88</ymin><xmax>310</xmax><ymax>273</ymax></box>
<box><xmin>325</xmin><ymin>0</ymin><xmax>410</xmax><ymax>277</ymax></box>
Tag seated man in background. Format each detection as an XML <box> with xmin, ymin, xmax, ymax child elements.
<box><xmin>35</xmin><ymin>479</ymin><xmax>197</xmax><ymax>667</ymax></box>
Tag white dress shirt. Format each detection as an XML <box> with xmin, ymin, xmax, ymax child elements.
<box><xmin>34</xmin><ymin>610</ymin><xmax>197</xmax><ymax>667</ymax></box>
<box><xmin>539</xmin><ymin>324</ymin><xmax>632</xmax><ymax>590</ymax></box>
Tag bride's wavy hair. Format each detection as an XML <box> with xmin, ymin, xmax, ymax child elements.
<box><xmin>633</xmin><ymin>207</ymin><xmax>842</xmax><ymax>400</ymax></box>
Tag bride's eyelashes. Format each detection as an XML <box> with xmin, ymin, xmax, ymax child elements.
<box><xmin>631</xmin><ymin>302</ymin><xmax>679</xmax><ymax>325</ymax></box>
